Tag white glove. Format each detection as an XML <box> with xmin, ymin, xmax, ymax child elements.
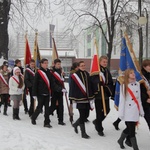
<box><xmin>99</xmin><ymin>72</ymin><xmax>105</xmax><ymax>83</ymax></box>
<box><xmin>90</xmin><ymin>99</ymin><xmax>95</xmax><ymax>110</ymax></box>
<box><xmin>62</xmin><ymin>89</ymin><xmax>67</xmax><ymax>93</ymax></box>
<box><xmin>33</xmin><ymin>96</ymin><xmax>37</xmax><ymax>100</ymax></box>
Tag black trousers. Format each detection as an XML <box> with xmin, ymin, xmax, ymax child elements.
<box><xmin>123</xmin><ymin>122</ymin><xmax>136</xmax><ymax>138</ymax></box>
<box><xmin>0</xmin><ymin>94</ymin><xmax>9</xmax><ymax>108</ymax></box>
<box><xmin>144</xmin><ymin>107</ymin><xmax>150</xmax><ymax>130</ymax></box>
<box><xmin>28</xmin><ymin>87</ymin><xmax>34</xmax><ymax>116</ymax></box>
<box><xmin>78</xmin><ymin>109</ymin><xmax>90</xmax><ymax>124</ymax></box>
<box><xmin>94</xmin><ymin>96</ymin><xmax>110</xmax><ymax>132</ymax></box>
<box><xmin>49</xmin><ymin>93</ymin><xmax>64</xmax><ymax>122</ymax></box>
<box><xmin>23</xmin><ymin>89</ymin><xmax>28</xmax><ymax>112</ymax></box>
<box><xmin>32</xmin><ymin>95</ymin><xmax>50</xmax><ymax>125</ymax></box>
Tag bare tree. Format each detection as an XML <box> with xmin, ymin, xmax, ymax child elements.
<box><xmin>0</xmin><ymin>0</ymin><xmax>53</xmax><ymax>59</ymax></box>
<box><xmin>53</xmin><ymin>0</ymin><xmax>143</xmax><ymax>68</ymax></box>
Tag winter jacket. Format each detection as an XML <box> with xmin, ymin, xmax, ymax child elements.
<box><xmin>0</xmin><ymin>71</ymin><xmax>10</xmax><ymax>94</ymax></box>
<box><xmin>69</xmin><ymin>69</ymin><xmax>94</xmax><ymax>103</ymax></box>
<box><xmin>24</xmin><ymin>66</ymin><xmax>35</xmax><ymax>88</ymax></box>
<box><xmin>9</xmin><ymin>75</ymin><xmax>25</xmax><ymax>95</ymax></box>
<box><xmin>32</xmin><ymin>67</ymin><xmax>62</xmax><ymax>96</ymax></box>
<box><xmin>118</xmin><ymin>81</ymin><xmax>144</xmax><ymax>122</ymax></box>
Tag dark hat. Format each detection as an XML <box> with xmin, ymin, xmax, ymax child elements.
<box><xmin>3</xmin><ymin>61</ymin><xmax>8</xmax><ymax>66</ymax></box>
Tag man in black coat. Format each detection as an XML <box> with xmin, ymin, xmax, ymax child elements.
<box><xmin>141</xmin><ymin>59</ymin><xmax>150</xmax><ymax>131</ymax></box>
<box><xmin>49</xmin><ymin>59</ymin><xmax>66</xmax><ymax>125</ymax></box>
<box><xmin>91</xmin><ymin>56</ymin><xmax>113</xmax><ymax>136</ymax></box>
<box><xmin>31</xmin><ymin>58</ymin><xmax>63</xmax><ymax>128</ymax></box>
<box><xmin>24</xmin><ymin>59</ymin><xmax>35</xmax><ymax>117</ymax></box>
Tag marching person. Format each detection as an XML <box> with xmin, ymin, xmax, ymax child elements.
<box><xmin>68</xmin><ymin>62</ymin><xmax>79</xmax><ymax>122</ymax></box>
<box><xmin>11</xmin><ymin>59</ymin><xmax>28</xmax><ymax>114</ymax></box>
<box><xmin>49</xmin><ymin>59</ymin><xmax>66</xmax><ymax>125</ymax></box>
<box><xmin>140</xmin><ymin>59</ymin><xmax>150</xmax><ymax>131</ymax></box>
<box><xmin>24</xmin><ymin>59</ymin><xmax>36</xmax><ymax>117</ymax></box>
<box><xmin>69</xmin><ymin>61</ymin><xmax>94</xmax><ymax>139</ymax></box>
<box><xmin>31</xmin><ymin>58</ymin><xmax>63</xmax><ymax>128</ymax></box>
<box><xmin>91</xmin><ymin>55</ymin><xmax>113</xmax><ymax>136</ymax></box>
<box><xmin>9</xmin><ymin>67</ymin><xmax>24</xmax><ymax>120</ymax></box>
<box><xmin>0</xmin><ymin>64</ymin><xmax>10</xmax><ymax>115</ymax></box>
<box><xmin>118</xmin><ymin>69</ymin><xmax>144</xmax><ymax>150</ymax></box>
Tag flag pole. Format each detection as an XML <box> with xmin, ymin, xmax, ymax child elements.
<box><xmin>94</xmin><ymin>38</ymin><xmax>107</xmax><ymax>116</ymax></box>
<box><xmin>24</xmin><ymin>30</ymin><xmax>28</xmax><ymax>67</ymax></box>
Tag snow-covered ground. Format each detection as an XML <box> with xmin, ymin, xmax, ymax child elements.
<box><xmin>0</xmin><ymin>83</ymin><xmax>149</xmax><ymax>150</ymax></box>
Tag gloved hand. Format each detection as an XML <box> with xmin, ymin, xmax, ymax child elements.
<box><xmin>33</xmin><ymin>96</ymin><xmax>37</xmax><ymax>100</ymax></box>
<box><xmin>62</xmin><ymin>89</ymin><xmax>67</xmax><ymax>93</ymax></box>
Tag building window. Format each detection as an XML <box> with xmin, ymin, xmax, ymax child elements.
<box><xmin>87</xmin><ymin>48</ymin><xmax>91</xmax><ymax>57</ymax></box>
<box><xmin>87</xmin><ymin>34</ymin><xmax>91</xmax><ymax>43</ymax></box>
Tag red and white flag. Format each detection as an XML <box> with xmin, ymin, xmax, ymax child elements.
<box><xmin>90</xmin><ymin>38</ymin><xmax>100</xmax><ymax>76</ymax></box>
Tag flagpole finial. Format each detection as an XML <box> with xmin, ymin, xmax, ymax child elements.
<box><xmin>35</xmin><ymin>29</ymin><xmax>38</xmax><ymax>35</ymax></box>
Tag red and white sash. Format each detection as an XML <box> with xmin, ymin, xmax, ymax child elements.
<box><xmin>26</xmin><ymin>68</ymin><xmax>35</xmax><ymax>76</ymax></box>
<box><xmin>12</xmin><ymin>76</ymin><xmax>19</xmax><ymax>85</ymax></box>
<box><xmin>38</xmin><ymin>70</ymin><xmax>51</xmax><ymax>93</ymax></box>
<box><xmin>51</xmin><ymin>71</ymin><xmax>64</xmax><ymax>86</ymax></box>
<box><xmin>0</xmin><ymin>73</ymin><xmax>9</xmax><ymax>87</ymax></box>
<box><xmin>127</xmin><ymin>87</ymin><xmax>140</xmax><ymax>111</ymax></box>
<box><xmin>71</xmin><ymin>73</ymin><xmax>87</xmax><ymax>96</ymax></box>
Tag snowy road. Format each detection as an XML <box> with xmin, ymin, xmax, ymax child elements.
<box><xmin>0</xmin><ymin>83</ymin><xmax>149</xmax><ymax>150</ymax></box>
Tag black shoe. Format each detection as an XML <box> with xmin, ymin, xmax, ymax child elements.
<box><xmin>125</xmin><ymin>139</ymin><xmax>132</xmax><ymax>147</ymax></box>
<box><xmin>98</xmin><ymin>131</ymin><xmax>105</xmax><ymax>136</ymax></box>
<box><xmin>44</xmin><ymin>124</ymin><xmax>52</xmax><ymax>128</ymax></box>
<box><xmin>58</xmin><ymin>122</ymin><xmax>66</xmax><ymax>125</ymax></box>
<box><xmin>92</xmin><ymin>119</ymin><xmax>96</xmax><ymax>125</ymax></box>
<box><xmin>3</xmin><ymin>112</ymin><xmax>8</xmax><ymax>116</ymax></box>
<box><xmin>85</xmin><ymin>119</ymin><xmax>90</xmax><ymax>123</ymax></box>
<box><xmin>113</xmin><ymin>122</ymin><xmax>120</xmax><ymax>130</ymax></box>
<box><xmin>31</xmin><ymin>119</ymin><xmax>36</xmax><ymax>125</ymax></box>
<box><xmin>82</xmin><ymin>133</ymin><xmax>90</xmax><ymax>139</ymax></box>
<box><xmin>25</xmin><ymin>110</ymin><xmax>28</xmax><ymax>114</ymax></box>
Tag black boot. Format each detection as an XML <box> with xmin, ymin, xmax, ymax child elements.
<box><xmin>72</xmin><ymin>119</ymin><xmax>80</xmax><ymax>134</ymax></box>
<box><xmin>117</xmin><ymin>132</ymin><xmax>128</xmax><ymax>149</ymax></box>
<box><xmin>130</xmin><ymin>137</ymin><xmax>139</xmax><ymax>150</ymax></box>
<box><xmin>113</xmin><ymin>118</ymin><xmax>121</xmax><ymax>130</ymax></box>
<box><xmin>13</xmin><ymin>108</ymin><xmax>16</xmax><ymax>120</ymax></box>
<box><xmin>80</xmin><ymin>124</ymin><xmax>90</xmax><ymax>139</ymax></box>
<box><xmin>16</xmin><ymin>108</ymin><xmax>21</xmax><ymax>120</ymax></box>
<box><xmin>3</xmin><ymin>107</ymin><xmax>8</xmax><ymax>116</ymax></box>
<box><xmin>125</xmin><ymin>135</ymin><xmax>132</xmax><ymax>147</ymax></box>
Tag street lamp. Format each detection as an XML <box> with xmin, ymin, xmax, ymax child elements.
<box><xmin>138</xmin><ymin>8</ymin><xmax>149</xmax><ymax>59</ymax></box>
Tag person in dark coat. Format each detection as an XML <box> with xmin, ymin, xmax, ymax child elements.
<box><xmin>68</xmin><ymin>62</ymin><xmax>79</xmax><ymax>120</ymax></box>
<box><xmin>69</xmin><ymin>61</ymin><xmax>94</xmax><ymax>139</ymax></box>
<box><xmin>140</xmin><ymin>59</ymin><xmax>150</xmax><ymax>131</ymax></box>
<box><xmin>49</xmin><ymin>59</ymin><xmax>66</xmax><ymax>125</ymax></box>
<box><xmin>31</xmin><ymin>58</ymin><xmax>63</xmax><ymax>128</ymax></box>
<box><xmin>24</xmin><ymin>59</ymin><xmax>36</xmax><ymax>117</ymax></box>
<box><xmin>91</xmin><ymin>55</ymin><xmax>113</xmax><ymax>136</ymax></box>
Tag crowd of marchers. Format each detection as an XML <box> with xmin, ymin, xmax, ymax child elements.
<box><xmin>0</xmin><ymin>56</ymin><xmax>150</xmax><ymax>150</ymax></box>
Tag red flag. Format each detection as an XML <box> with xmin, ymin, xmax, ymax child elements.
<box><xmin>90</xmin><ymin>39</ymin><xmax>100</xmax><ymax>76</ymax></box>
<box><xmin>24</xmin><ymin>37</ymin><xmax>31</xmax><ymax>65</ymax></box>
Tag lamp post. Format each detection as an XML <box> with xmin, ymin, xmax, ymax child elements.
<box><xmin>138</xmin><ymin>8</ymin><xmax>149</xmax><ymax>59</ymax></box>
